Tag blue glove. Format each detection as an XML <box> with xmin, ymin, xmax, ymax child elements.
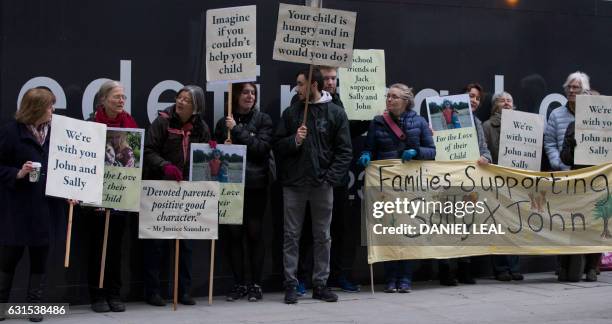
<box><xmin>358</xmin><ymin>152</ymin><xmax>371</xmax><ymax>167</ymax></box>
<box><xmin>401</xmin><ymin>149</ymin><xmax>417</xmax><ymax>163</ymax></box>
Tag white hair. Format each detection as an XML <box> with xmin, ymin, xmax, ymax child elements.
<box><xmin>490</xmin><ymin>91</ymin><xmax>514</xmax><ymax>114</ymax></box>
<box><xmin>563</xmin><ymin>71</ymin><xmax>590</xmax><ymax>93</ymax></box>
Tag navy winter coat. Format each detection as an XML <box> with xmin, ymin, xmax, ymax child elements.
<box><xmin>364</xmin><ymin>110</ymin><xmax>436</xmax><ymax>160</ymax></box>
<box><xmin>0</xmin><ymin>120</ymin><xmax>66</xmax><ymax>246</ymax></box>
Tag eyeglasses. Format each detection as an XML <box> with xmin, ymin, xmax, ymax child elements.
<box><xmin>566</xmin><ymin>85</ymin><xmax>582</xmax><ymax>91</ymax></box>
<box><xmin>386</xmin><ymin>94</ymin><xmax>403</xmax><ymax>100</ymax></box>
<box><xmin>111</xmin><ymin>94</ymin><xmax>127</xmax><ymax>101</ymax></box>
<box><xmin>176</xmin><ymin>96</ymin><xmax>193</xmax><ymax>104</ymax></box>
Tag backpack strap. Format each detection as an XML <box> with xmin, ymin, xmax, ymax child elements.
<box><xmin>382</xmin><ymin>110</ymin><xmax>406</xmax><ymax>141</ymax></box>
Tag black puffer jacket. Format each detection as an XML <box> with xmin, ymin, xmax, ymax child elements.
<box><xmin>214</xmin><ymin>109</ymin><xmax>273</xmax><ymax>188</ymax></box>
<box><xmin>143</xmin><ymin>105</ymin><xmax>211</xmax><ymax>180</ymax></box>
<box><xmin>274</xmin><ymin>94</ymin><xmax>353</xmax><ymax>187</ymax></box>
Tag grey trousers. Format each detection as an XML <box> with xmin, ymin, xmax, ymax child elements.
<box><xmin>283</xmin><ymin>183</ymin><xmax>333</xmax><ymax>287</ymax></box>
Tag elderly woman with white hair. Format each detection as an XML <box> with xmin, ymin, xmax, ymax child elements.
<box><xmin>544</xmin><ymin>71</ymin><xmax>590</xmax><ymax>171</ymax></box>
<box><xmin>482</xmin><ymin>91</ymin><xmax>524</xmax><ymax>281</ymax></box>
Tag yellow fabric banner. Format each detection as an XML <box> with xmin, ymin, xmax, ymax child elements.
<box><xmin>364</xmin><ymin>160</ymin><xmax>612</xmax><ymax>264</ymax></box>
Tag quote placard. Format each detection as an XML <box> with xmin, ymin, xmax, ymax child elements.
<box><xmin>498</xmin><ymin>110</ymin><xmax>544</xmax><ymax>171</ymax></box>
<box><xmin>206</xmin><ymin>5</ymin><xmax>257</xmax><ymax>82</ymax></box>
<box><xmin>575</xmin><ymin>95</ymin><xmax>612</xmax><ymax>165</ymax></box>
<box><xmin>46</xmin><ymin>114</ymin><xmax>106</xmax><ymax>204</ymax></box>
<box><xmin>338</xmin><ymin>49</ymin><xmax>386</xmax><ymax>120</ymax></box>
<box><xmin>273</xmin><ymin>3</ymin><xmax>356</xmax><ymax>67</ymax></box>
<box><xmin>139</xmin><ymin>181</ymin><xmax>219</xmax><ymax>240</ymax></box>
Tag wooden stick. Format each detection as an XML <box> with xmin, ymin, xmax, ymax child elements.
<box><xmin>173</xmin><ymin>239</ymin><xmax>180</xmax><ymax>311</ymax></box>
<box><xmin>227</xmin><ymin>83</ymin><xmax>232</xmax><ymax>141</ymax></box>
<box><xmin>64</xmin><ymin>202</ymin><xmax>74</xmax><ymax>268</ymax></box>
<box><xmin>208</xmin><ymin>239</ymin><xmax>216</xmax><ymax>305</ymax></box>
<box><xmin>99</xmin><ymin>209</ymin><xmax>111</xmax><ymax>288</ymax></box>
<box><xmin>301</xmin><ymin>64</ymin><xmax>314</xmax><ymax>126</ymax></box>
<box><xmin>370</xmin><ymin>264</ymin><xmax>375</xmax><ymax>295</ymax></box>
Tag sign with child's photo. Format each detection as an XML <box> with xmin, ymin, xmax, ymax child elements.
<box><xmin>426</xmin><ymin>94</ymin><xmax>480</xmax><ymax>161</ymax></box>
<box><xmin>190</xmin><ymin>144</ymin><xmax>247</xmax><ymax>225</ymax></box>
<box><xmin>95</xmin><ymin>127</ymin><xmax>144</xmax><ymax>211</ymax></box>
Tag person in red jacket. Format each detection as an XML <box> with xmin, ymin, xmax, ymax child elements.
<box><xmin>86</xmin><ymin>80</ymin><xmax>137</xmax><ymax>313</ymax></box>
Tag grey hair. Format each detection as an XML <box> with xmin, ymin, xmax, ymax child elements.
<box><xmin>563</xmin><ymin>71</ymin><xmax>591</xmax><ymax>93</ymax></box>
<box><xmin>96</xmin><ymin>80</ymin><xmax>123</xmax><ymax>107</ymax></box>
<box><xmin>490</xmin><ymin>91</ymin><xmax>514</xmax><ymax>114</ymax></box>
<box><xmin>389</xmin><ymin>83</ymin><xmax>415</xmax><ymax>109</ymax></box>
<box><xmin>177</xmin><ymin>85</ymin><xmax>206</xmax><ymax>114</ymax></box>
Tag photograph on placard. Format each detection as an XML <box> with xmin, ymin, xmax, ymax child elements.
<box><xmin>190</xmin><ymin>144</ymin><xmax>246</xmax><ymax>184</ymax></box>
<box><xmin>426</xmin><ymin>94</ymin><xmax>474</xmax><ymax>131</ymax></box>
<box><xmin>104</xmin><ymin>128</ymin><xmax>143</xmax><ymax>168</ymax></box>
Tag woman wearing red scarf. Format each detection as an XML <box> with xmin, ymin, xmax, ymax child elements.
<box><xmin>85</xmin><ymin>80</ymin><xmax>137</xmax><ymax>313</ymax></box>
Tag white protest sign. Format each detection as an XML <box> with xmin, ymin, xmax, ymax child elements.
<box><xmin>338</xmin><ymin>49</ymin><xmax>386</xmax><ymax>120</ymax></box>
<box><xmin>273</xmin><ymin>3</ymin><xmax>356</xmax><ymax>67</ymax></box>
<box><xmin>575</xmin><ymin>95</ymin><xmax>612</xmax><ymax>165</ymax></box>
<box><xmin>206</xmin><ymin>5</ymin><xmax>257</xmax><ymax>82</ymax></box>
<box><xmin>498</xmin><ymin>109</ymin><xmax>544</xmax><ymax>171</ymax></box>
<box><xmin>46</xmin><ymin>114</ymin><xmax>106</xmax><ymax>204</ymax></box>
<box><xmin>139</xmin><ymin>181</ymin><xmax>219</xmax><ymax>240</ymax></box>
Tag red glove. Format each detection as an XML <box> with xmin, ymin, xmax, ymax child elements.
<box><xmin>208</xmin><ymin>140</ymin><xmax>218</xmax><ymax>149</ymax></box>
<box><xmin>163</xmin><ymin>164</ymin><xmax>183</xmax><ymax>181</ymax></box>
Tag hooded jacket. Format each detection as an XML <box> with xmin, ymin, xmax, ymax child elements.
<box><xmin>482</xmin><ymin>112</ymin><xmax>502</xmax><ymax>164</ymax></box>
<box><xmin>273</xmin><ymin>91</ymin><xmax>353</xmax><ymax>187</ymax></box>
<box><xmin>143</xmin><ymin>105</ymin><xmax>211</xmax><ymax>180</ymax></box>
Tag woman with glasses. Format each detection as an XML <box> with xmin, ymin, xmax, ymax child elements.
<box><xmin>214</xmin><ymin>82</ymin><xmax>273</xmax><ymax>302</ymax></box>
<box><xmin>0</xmin><ymin>87</ymin><xmax>66</xmax><ymax>322</ymax></box>
<box><xmin>86</xmin><ymin>80</ymin><xmax>137</xmax><ymax>313</ymax></box>
<box><xmin>357</xmin><ymin>83</ymin><xmax>436</xmax><ymax>293</ymax></box>
<box><xmin>142</xmin><ymin>85</ymin><xmax>210</xmax><ymax>307</ymax></box>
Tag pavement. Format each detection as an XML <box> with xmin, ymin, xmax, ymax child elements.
<box><xmin>5</xmin><ymin>271</ymin><xmax>612</xmax><ymax>324</ymax></box>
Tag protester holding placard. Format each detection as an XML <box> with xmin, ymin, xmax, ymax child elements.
<box><xmin>438</xmin><ymin>83</ymin><xmax>492</xmax><ymax>286</ymax></box>
<box><xmin>322</xmin><ymin>66</ymin><xmax>365</xmax><ymax>292</ymax></box>
<box><xmin>482</xmin><ymin>91</ymin><xmax>524</xmax><ymax>281</ymax></box>
<box><xmin>214</xmin><ymin>82</ymin><xmax>273</xmax><ymax>302</ymax></box>
<box><xmin>358</xmin><ymin>83</ymin><xmax>436</xmax><ymax>293</ymax></box>
<box><xmin>559</xmin><ymin>91</ymin><xmax>602</xmax><ymax>283</ymax></box>
<box><xmin>83</xmin><ymin>80</ymin><xmax>137</xmax><ymax>313</ymax></box>
<box><xmin>274</xmin><ymin>68</ymin><xmax>352</xmax><ymax>304</ymax></box>
<box><xmin>142</xmin><ymin>85</ymin><xmax>211</xmax><ymax>307</ymax></box>
<box><xmin>544</xmin><ymin>71</ymin><xmax>590</xmax><ymax>171</ymax></box>
<box><xmin>0</xmin><ymin>87</ymin><xmax>66</xmax><ymax>322</ymax></box>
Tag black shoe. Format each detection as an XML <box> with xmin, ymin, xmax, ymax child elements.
<box><xmin>511</xmin><ymin>273</ymin><xmax>524</xmax><ymax>281</ymax></box>
<box><xmin>585</xmin><ymin>269</ymin><xmax>597</xmax><ymax>282</ymax></box>
<box><xmin>226</xmin><ymin>284</ymin><xmax>247</xmax><ymax>302</ymax></box>
<box><xmin>179</xmin><ymin>294</ymin><xmax>196</xmax><ymax>305</ymax></box>
<box><xmin>146</xmin><ymin>294</ymin><xmax>166</xmax><ymax>307</ymax></box>
<box><xmin>107</xmin><ymin>297</ymin><xmax>126</xmax><ymax>312</ymax></box>
<box><xmin>91</xmin><ymin>298</ymin><xmax>111</xmax><ymax>313</ymax></box>
<box><xmin>284</xmin><ymin>286</ymin><xmax>298</xmax><ymax>304</ymax></box>
<box><xmin>439</xmin><ymin>276</ymin><xmax>458</xmax><ymax>286</ymax></box>
<box><xmin>28</xmin><ymin>317</ymin><xmax>43</xmax><ymax>322</ymax></box>
<box><xmin>27</xmin><ymin>274</ymin><xmax>45</xmax><ymax>322</ymax></box>
<box><xmin>248</xmin><ymin>284</ymin><xmax>263</xmax><ymax>302</ymax></box>
<box><xmin>495</xmin><ymin>271</ymin><xmax>512</xmax><ymax>281</ymax></box>
<box><xmin>312</xmin><ymin>286</ymin><xmax>338</xmax><ymax>302</ymax></box>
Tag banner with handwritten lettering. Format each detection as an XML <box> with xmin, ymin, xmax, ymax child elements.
<box><xmin>498</xmin><ymin>110</ymin><xmax>544</xmax><ymax>171</ymax></box>
<box><xmin>362</xmin><ymin>160</ymin><xmax>612</xmax><ymax>264</ymax></box>
<box><xmin>575</xmin><ymin>95</ymin><xmax>612</xmax><ymax>165</ymax></box>
<box><xmin>139</xmin><ymin>180</ymin><xmax>219</xmax><ymax>239</ymax></box>
<box><xmin>190</xmin><ymin>143</ymin><xmax>246</xmax><ymax>225</ymax></box>
<box><xmin>206</xmin><ymin>5</ymin><xmax>257</xmax><ymax>82</ymax></box>
<box><xmin>338</xmin><ymin>49</ymin><xmax>386</xmax><ymax>120</ymax></box>
<box><xmin>46</xmin><ymin>114</ymin><xmax>106</xmax><ymax>204</ymax></box>
<box><xmin>273</xmin><ymin>3</ymin><xmax>357</xmax><ymax>67</ymax></box>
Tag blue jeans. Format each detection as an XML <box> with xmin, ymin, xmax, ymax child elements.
<box><xmin>384</xmin><ymin>260</ymin><xmax>413</xmax><ymax>284</ymax></box>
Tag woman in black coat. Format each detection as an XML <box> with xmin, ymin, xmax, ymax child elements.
<box><xmin>0</xmin><ymin>87</ymin><xmax>66</xmax><ymax>322</ymax></box>
<box><xmin>214</xmin><ymin>82</ymin><xmax>273</xmax><ymax>302</ymax></box>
